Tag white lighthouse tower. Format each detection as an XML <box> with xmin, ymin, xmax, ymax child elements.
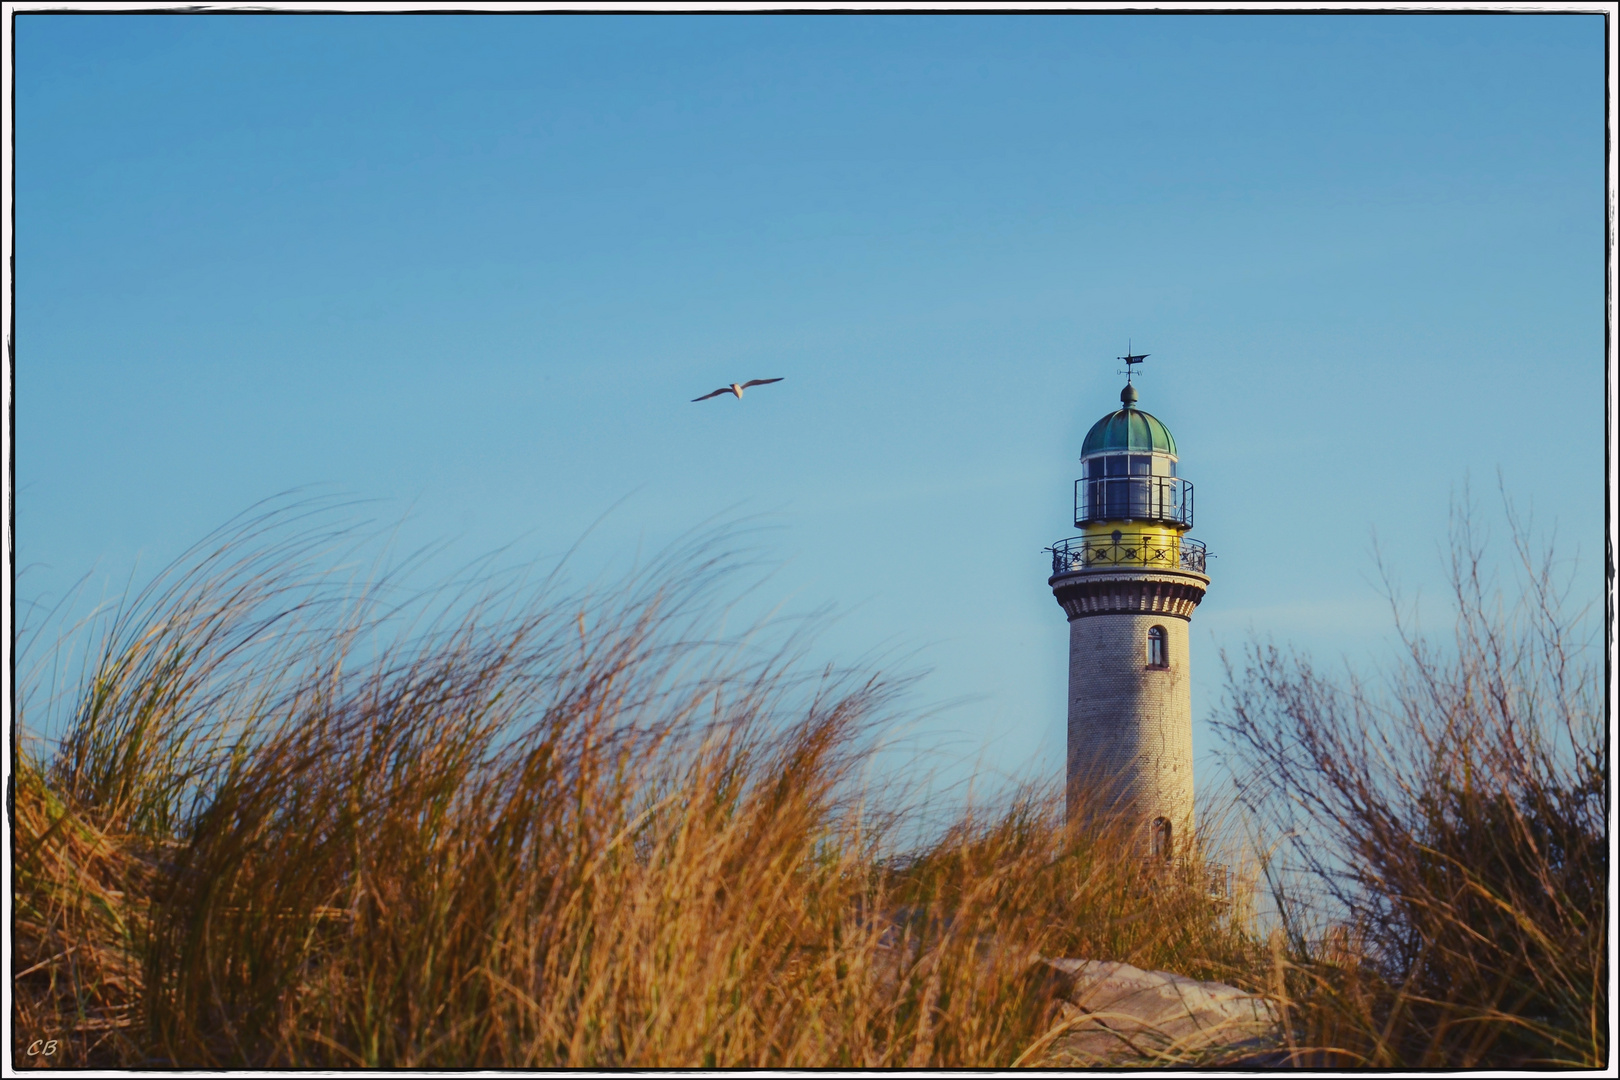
<box><xmin>1048</xmin><ymin>354</ymin><xmax>1209</xmax><ymax>855</ymax></box>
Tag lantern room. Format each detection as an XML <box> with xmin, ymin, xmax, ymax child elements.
<box><xmin>1074</xmin><ymin>382</ymin><xmax>1194</xmax><ymax>530</ymax></box>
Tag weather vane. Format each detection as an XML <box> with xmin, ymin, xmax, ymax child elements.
<box><xmin>1116</xmin><ymin>340</ymin><xmax>1150</xmax><ymax>383</ymax></box>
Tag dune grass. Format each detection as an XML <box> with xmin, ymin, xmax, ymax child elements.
<box><xmin>1216</xmin><ymin>495</ymin><xmax>1607</xmax><ymax>1069</ymax></box>
<box><xmin>12</xmin><ymin>496</ymin><xmax>1605</xmax><ymax>1068</ymax></box>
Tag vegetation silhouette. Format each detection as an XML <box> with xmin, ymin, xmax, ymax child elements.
<box><xmin>13</xmin><ymin>493</ymin><xmax>1604</xmax><ymax>1068</ymax></box>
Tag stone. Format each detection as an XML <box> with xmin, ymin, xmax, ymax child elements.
<box><xmin>1031</xmin><ymin>958</ymin><xmax>1285</xmax><ymax>1067</ymax></box>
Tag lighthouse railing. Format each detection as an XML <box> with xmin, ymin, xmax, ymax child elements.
<box><xmin>1074</xmin><ymin>476</ymin><xmax>1194</xmax><ymax>528</ymax></box>
<box><xmin>1048</xmin><ymin>534</ymin><xmax>1208</xmax><ymax>576</ymax></box>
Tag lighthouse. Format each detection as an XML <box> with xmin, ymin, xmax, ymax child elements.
<box><xmin>1048</xmin><ymin>357</ymin><xmax>1209</xmax><ymax>855</ymax></box>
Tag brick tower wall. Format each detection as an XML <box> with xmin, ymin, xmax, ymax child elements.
<box><xmin>1065</xmin><ymin>610</ymin><xmax>1195</xmax><ymax>842</ymax></box>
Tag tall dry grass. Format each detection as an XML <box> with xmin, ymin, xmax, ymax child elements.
<box><xmin>18</xmin><ymin>493</ymin><xmax>1602</xmax><ymax>1069</ymax></box>
<box><xmin>14</xmin><ymin>503</ymin><xmax>1248</xmax><ymax>1069</ymax></box>
<box><xmin>1216</xmin><ymin>494</ymin><xmax>1608</xmax><ymax>1069</ymax></box>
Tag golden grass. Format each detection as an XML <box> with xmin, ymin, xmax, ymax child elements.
<box><xmin>1216</xmin><ymin>493</ymin><xmax>1608</xmax><ymax>1068</ymax></box>
<box><xmin>12</xmin><ymin>495</ymin><xmax>1604</xmax><ymax>1068</ymax></box>
<box><xmin>13</xmin><ymin>759</ymin><xmax>149</xmax><ymax>1066</ymax></box>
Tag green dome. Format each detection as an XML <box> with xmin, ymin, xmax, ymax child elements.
<box><xmin>1081</xmin><ymin>401</ymin><xmax>1177</xmax><ymax>457</ymax></box>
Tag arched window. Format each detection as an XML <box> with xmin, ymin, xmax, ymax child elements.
<box><xmin>1151</xmin><ymin>816</ymin><xmax>1173</xmax><ymax>860</ymax></box>
<box><xmin>1147</xmin><ymin>625</ymin><xmax>1168</xmax><ymax>668</ymax></box>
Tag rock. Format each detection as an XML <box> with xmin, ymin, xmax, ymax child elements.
<box><xmin>1032</xmin><ymin>958</ymin><xmax>1285</xmax><ymax>1067</ymax></box>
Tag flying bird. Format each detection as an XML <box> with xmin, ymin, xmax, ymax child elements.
<box><xmin>691</xmin><ymin>377</ymin><xmax>784</xmax><ymax>402</ymax></box>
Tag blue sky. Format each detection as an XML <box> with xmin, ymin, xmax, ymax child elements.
<box><xmin>15</xmin><ymin>12</ymin><xmax>1607</xmax><ymax>796</ymax></box>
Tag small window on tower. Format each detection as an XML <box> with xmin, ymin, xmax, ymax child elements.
<box><xmin>1151</xmin><ymin>817</ymin><xmax>1173</xmax><ymax>860</ymax></box>
<box><xmin>1147</xmin><ymin>626</ymin><xmax>1168</xmax><ymax>668</ymax></box>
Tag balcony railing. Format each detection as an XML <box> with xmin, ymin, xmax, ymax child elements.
<box><xmin>1049</xmin><ymin>533</ymin><xmax>1207</xmax><ymax>576</ymax></box>
<box><xmin>1075</xmin><ymin>476</ymin><xmax>1194</xmax><ymax>528</ymax></box>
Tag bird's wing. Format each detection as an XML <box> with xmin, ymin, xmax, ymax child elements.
<box><xmin>740</xmin><ymin>378</ymin><xmax>784</xmax><ymax>389</ymax></box>
<box><xmin>691</xmin><ymin>388</ymin><xmax>732</xmax><ymax>402</ymax></box>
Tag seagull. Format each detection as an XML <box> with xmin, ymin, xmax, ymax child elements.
<box><xmin>691</xmin><ymin>377</ymin><xmax>784</xmax><ymax>402</ymax></box>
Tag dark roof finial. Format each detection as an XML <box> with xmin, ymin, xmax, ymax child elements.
<box><xmin>1115</xmin><ymin>340</ymin><xmax>1150</xmax><ymax>399</ymax></box>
